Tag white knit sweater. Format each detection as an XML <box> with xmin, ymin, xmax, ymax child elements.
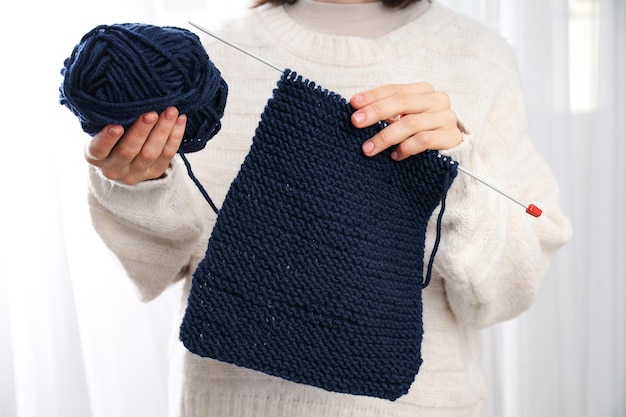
<box><xmin>87</xmin><ymin>2</ymin><xmax>573</xmax><ymax>416</ymax></box>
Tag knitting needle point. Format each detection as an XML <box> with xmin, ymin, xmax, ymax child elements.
<box><xmin>190</xmin><ymin>22</ymin><xmax>543</xmax><ymax>218</ymax></box>
<box><xmin>456</xmin><ymin>165</ymin><xmax>542</xmax><ymax>217</ymax></box>
<box><xmin>188</xmin><ymin>22</ymin><xmax>284</xmax><ymax>73</ymax></box>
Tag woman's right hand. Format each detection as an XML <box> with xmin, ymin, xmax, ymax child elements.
<box><xmin>85</xmin><ymin>106</ymin><xmax>187</xmax><ymax>185</ymax></box>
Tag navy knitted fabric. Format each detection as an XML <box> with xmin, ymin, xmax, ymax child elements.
<box><xmin>179</xmin><ymin>70</ymin><xmax>458</xmax><ymax>401</ymax></box>
<box><xmin>59</xmin><ymin>23</ymin><xmax>227</xmax><ymax>153</ymax></box>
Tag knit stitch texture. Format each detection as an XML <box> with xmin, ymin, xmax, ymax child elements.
<box><xmin>179</xmin><ymin>70</ymin><xmax>458</xmax><ymax>401</ymax></box>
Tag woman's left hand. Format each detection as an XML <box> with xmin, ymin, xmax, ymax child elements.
<box><xmin>350</xmin><ymin>82</ymin><xmax>462</xmax><ymax>161</ymax></box>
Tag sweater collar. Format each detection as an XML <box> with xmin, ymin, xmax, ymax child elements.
<box><xmin>284</xmin><ymin>0</ymin><xmax>432</xmax><ymax>39</ymax></box>
<box><xmin>255</xmin><ymin>2</ymin><xmax>454</xmax><ymax>67</ymax></box>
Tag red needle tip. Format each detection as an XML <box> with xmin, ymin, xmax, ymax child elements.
<box><xmin>526</xmin><ymin>204</ymin><xmax>542</xmax><ymax>218</ymax></box>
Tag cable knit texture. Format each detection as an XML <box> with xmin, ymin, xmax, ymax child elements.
<box><xmin>85</xmin><ymin>2</ymin><xmax>573</xmax><ymax>416</ymax></box>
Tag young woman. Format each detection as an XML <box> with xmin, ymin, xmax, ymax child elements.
<box><xmin>84</xmin><ymin>0</ymin><xmax>572</xmax><ymax>415</ymax></box>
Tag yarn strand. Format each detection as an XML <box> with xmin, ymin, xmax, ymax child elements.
<box><xmin>179</xmin><ymin>152</ymin><xmax>219</xmax><ymax>215</ymax></box>
<box><xmin>423</xmin><ymin>157</ymin><xmax>457</xmax><ymax>288</ymax></box>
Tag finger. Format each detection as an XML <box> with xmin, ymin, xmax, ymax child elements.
<box><xmin>93</xmin><ymin>113</ymin><xmax>158</xmax><ymax>181</ymax></box>
<box><xmin>145</xmin><ymin>114</ymin><xmax>187</xmax><ymax>180</ymax></box>
<box><xmin>391</xmin><ymin>128</ymin><xmax>463</xmax><ymax>161</ymax></box>
<box><xmin>350</xmin><ymin>82</ymin><xmax>435</xmax><ymax>110</ymax></box>
<box><xmin>131</xmin><ymin>107</ymin><xmax>180</xmax><ymax>170</ymax></box>
<box><xmin>351</xmin><ymin>91</ymin><xmax>450</xmax><ymax>129</ymax></box>
<box><xmin>163</xmin><ymin>113</ymin><xmax>186</xmax><ymax>159</ymax></box>
<box><xmin>361</xmin><ymin>110</ymin><xmax>457</xmax><ymax>157</ymax></box>
<box><xmin>122</xmin><ymin>109</ymin><xmax>185</xmax><ymax>184</ymax></box>
<box><xmin>385</xmin><ymin>114</ymin><xmax>404</xmax><ymax>124</ymax></box>
<box><xmin>110</xmin><ymin>112</ymin><xmax>159</xmax><ymax>163</ymax></box>
<box><xmin>85</xmin><ymin>125</ymin><xmax>124</xmax><ymax>165</ymax></box>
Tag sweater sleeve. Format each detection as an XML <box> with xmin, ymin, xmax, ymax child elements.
<box><xmin>87</xmin><ymin>156</ymin><xmax>210</xmax><ymax>301</ymax></box>
<box><xmin>432</xmin><ymin>57</ymin><xmax>573</xmax><ymax>329</ymax></box>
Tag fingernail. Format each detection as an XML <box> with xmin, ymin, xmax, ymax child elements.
<box><xmin>391</xmin><ymin>150</ymin><xmax>399</xmax><ymax>160</ymax></box>
<box><xmin>353</xmin><ymin>112</ymin><xmax>366</xmax><ymax>124</ymax></box>
<box><xmin>352</xmin><ymin>94</ymin><xmax>364</xmax><ymax>104</ymax></box>
<box><xmin>362</xmin><ymin>141</ymin><xmax>374</xmax><ymax>154</ymax></box>
<box><xmin>164</xmin><ymin>108</ymin><xmax>177</xmax><ymax>120</ymax></box>
<box><xmin>143</xmin><ymin>113</ymin><xmax>157</xmax><ymax>124</ymax></box>
<box><xmin>177</xmin><ymin>114</ymin><xmax>187</xmax><ymax>125</ymax></box>
<box><xmin>107</xmin><ymin>126</ymin><xmax>121</xmax><ymax>136</ymax></box>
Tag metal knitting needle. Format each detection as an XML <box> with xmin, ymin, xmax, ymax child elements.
<box><xmin>188</xmin><ymin>22</ymin><xmax>543</xmax><ymax>218</ymax></box>
<box><xmin>456</xmin><ymin>165</ymin><xmax>542</xmax><ymax>217</ymax></box>
<box><xmin>188</xmin><ymin>22</ymin><xmax>283</xmax><ymax>73</ymax></box>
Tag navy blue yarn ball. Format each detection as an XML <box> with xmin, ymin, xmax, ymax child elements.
<box><xmin>59</xmin><ymin>23</ymin><xmax>228</xmax><ymax>153</ymax></box>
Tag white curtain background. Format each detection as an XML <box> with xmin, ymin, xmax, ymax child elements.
<box><xmin>0</xmin><ymin>0</ymin><xmax>623</xmax><ymax>416</ymax></box>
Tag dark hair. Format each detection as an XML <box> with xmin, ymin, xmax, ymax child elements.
<box><xmin>253</xmin><ymin>0</ymin><xmax>423</xmax><ymax>9</ymax></box>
